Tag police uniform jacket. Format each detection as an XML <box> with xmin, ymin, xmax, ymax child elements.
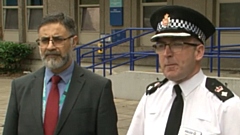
<box><xmin>127</xmin><ymin>70</ymin><xmax>240</xmax><ymax>135</ymax></box>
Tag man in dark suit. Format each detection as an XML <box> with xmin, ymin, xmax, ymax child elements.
<box><xmin>3</xmin><ymin>12</ymin><xmax>118</xmax><ymax>135</ymax></box>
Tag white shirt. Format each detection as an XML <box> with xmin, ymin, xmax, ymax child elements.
<box><xmin>127</xmin><ymin>70</ymin><xmax>240</xmax><ymax>135</ymax></box>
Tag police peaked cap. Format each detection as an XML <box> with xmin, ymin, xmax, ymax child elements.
<box><xmin>150</xmin><ymin>5</ymin><xmax>215</xmax><ymax>43</ymax></box>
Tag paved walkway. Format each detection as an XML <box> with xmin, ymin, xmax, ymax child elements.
<box><xmin>0</xmin><ymin>78</ymin><xmax>138</xmax><ymax>135</ymax></box>
<box><xmin>0</xmin><ymin>79</ymin><xmax>12</xmax><ymax>135</ymax></box>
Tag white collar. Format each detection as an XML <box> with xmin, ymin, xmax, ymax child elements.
<box><xmin>169</xmin><ymin>69</ymin><xmax>205</xmax><ymax>97</ymax></box>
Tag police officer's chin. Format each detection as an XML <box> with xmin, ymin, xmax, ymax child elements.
<box><xmin>165</xmin><ymin>75</ymin><xmax>185</xmax><ymax>84</ymax></box>
<box><xmin>163</xmin><ymin>68</ymin><xmax>184</xmax><ymax>83</ymax></box>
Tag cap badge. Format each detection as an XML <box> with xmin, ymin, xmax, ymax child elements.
<box><xmin>161</xmin><ymin>13</ymin><xmax>170</xmax><ymax>28</ymax></box>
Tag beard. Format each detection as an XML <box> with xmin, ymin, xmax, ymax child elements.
<box><xmin>40</xmin><ymin>50</ymin><xmax>71</xmax><ymax>70</ymax></box>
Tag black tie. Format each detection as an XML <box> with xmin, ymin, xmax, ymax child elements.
<box><xmin>164</xmin><ymin>84</ymin><xmax>184</xmax><ymax>135</ymax></box>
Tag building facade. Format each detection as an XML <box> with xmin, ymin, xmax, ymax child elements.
<box><xmin>1</xmin><ymin>0</ymin><xmax>240</xmax><ymax>44</ymax></box>
<box><xmin>0</xmin><ymin>0</ymin><xmax>240</xmax><ymax>70</ymax></box>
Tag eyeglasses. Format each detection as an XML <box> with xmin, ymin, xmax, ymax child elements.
<box><xmin>36</xmin><ymin>35</ymin><xmax>74</xmax><ymax>47</ymax></box>
<box><xmin>152</xmin><ymin>41</ymin><xmax>200</xmax><ymax>53</ymax></box>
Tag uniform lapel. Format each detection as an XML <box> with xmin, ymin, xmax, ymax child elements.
<box><xmin>31</xmin><ymin>67</ymin><xmax>45</xmax><ymax>134</ymax></box>
<box><xmin>55</xmin><ymin>64</ymin><xmax>85</xmax><ymax>135</ymax></box>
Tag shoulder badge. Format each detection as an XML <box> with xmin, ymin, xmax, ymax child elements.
<box><xmin>205</xmin><ymin>77</ymin><xmax>234</xmax><ymax>102</ymax></box>
<box><xmin>146</xmin><ymin>78</ymin><xmax>168</xmax><ymax>95</ymax></box>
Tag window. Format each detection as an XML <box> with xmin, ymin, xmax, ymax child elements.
<box><xmin>27</xmin><ymin>0</ymin><xmax>43</xmax><ymax>5</ymax></box>
<box><xmin>27</xmin><ymin>0</ymin><xmax>43</xmax><ymax>30</ymax></box>
<box><xmin>141</xmin><ymin>0</ymin><xmax>167</xmax><ymax>27</ymax></box>
<box><xmin>143</xmin><ymin>6</ymin><xmax>163</xmax><ymax>27</ymax></box>
<box><xmin>142</xmin><ymin>0</ymin><xmax>167</xmax><ymax>2</ymax></box>
<box><xmin>81</xmin><ymin>7</ymin><xmax>100</xmax><ymax>31</ymax></box>
<box><xmin>80</xmin><ymin>0</ymin><xmax>99</xmax><ymax>5</ymax></box>
<box><xmin>3</xmin><ymin>0</ymin><xmax>17</xmax><ymax>6</ymax></box>
<box><xmin>219</xmin><ymin>3</ymin><xmax>240</xmax><ymax>27</ymax></box>
<box><xmin>79</xmin><ymin>0</ymin><xmax>100</xmax><ymax>31</ymax></box>
<box><xmin>3</xmin><ymin>0</ymin><xmax>18</xmax><ymax>29</ymax></box>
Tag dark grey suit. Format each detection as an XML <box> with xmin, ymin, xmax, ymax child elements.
<box><xmin>3</xmin><ymin>63</ymin><xmax>118</xmax><ymax>135</ymax></box>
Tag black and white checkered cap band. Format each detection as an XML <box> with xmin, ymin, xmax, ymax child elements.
<box><xmin>156</xmin><ymin>18</ymin><xmax>206</xmax><ymax>42</ymax></box>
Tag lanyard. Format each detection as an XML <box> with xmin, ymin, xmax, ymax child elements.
<box><xmin>42</xmin><ymin>77</ymin><xmax>71</xmax><ymax>119</ymax></box>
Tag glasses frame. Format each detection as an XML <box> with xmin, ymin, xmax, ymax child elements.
<box><xmin>152</xmin><ymin>41</ymin><xmax>200</xmax><ymax>53</ymax></box>
<box><xmin>36</xmin><ymin>35</ymin><xmax>75</xmax><ymax>47</ymax></box>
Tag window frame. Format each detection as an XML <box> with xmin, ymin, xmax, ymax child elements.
<box><xmin>216</xmin><ymin>0</ymin><xmax>240</xmax><ymax>27</ymax></box>
<box><xmin>26</xmin><ymin>0</ymin><xmax>43</xmax><ymax>31</ymax></box>
<box><xmin>79</xmin><ymin>0</ymin><xmax>99</xmax><ymax>5</ymax></box>
<box><xmin>142</xmin><ymin>0</ymin><xmax>167</xmax><ymax>2</ymax></box>
<box><xmin>78</xmin><ymin>2</ymin><xmax>100</xmax><ymax>32</ymax></box>
<box><xmin>2</xmin><ymin>3</ymin><xmax>18</xmax><ymax>30</ymax></box>
<box><xmin>3</xmin><ymin>0</ymin><xmax>18</xmax><ymax>6</ymax></box>
<box><xmin>26</xmin><ymin>0</ymin><xmax>43</xmax><ymax>6</ymax></box>
<box><xmin>141</xmin><ymin>1</ymin><xmax>167</xmax><ymax>28</ymax></box>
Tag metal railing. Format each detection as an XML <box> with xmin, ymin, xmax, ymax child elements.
<box><xmin>75</xmin><ymin>27</ymin><xmax>240</xmax><ymax>77</ymax></box>
<box><xmin>75</xmin><ymin>28</ymin><xmax>156</xmax><ymax>76</ymax></box>
<box><xmin>207</xmin><ymin>27</ymin><xmax>240</xmax><ymax>76</ymax></box>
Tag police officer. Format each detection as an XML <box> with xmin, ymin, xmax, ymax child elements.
<box><xmin>127</xmin><ymin>5</ymin><xmax>240</xmax><ymax>135</ymax></box>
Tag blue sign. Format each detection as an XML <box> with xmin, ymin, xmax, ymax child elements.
<box><xmin>111</xmin><ymin>29</ymin><xmax>126</xmax><ymax>42</ymax></box>
<box><xmin>110</xmin><ymin>7</ymin><xmax>123</xmax><ymax>26</ymax></box>
<box><xmin>109</xmin><ymin>0</ymin><xmax>123</xmax><ymax>26</ymax></box>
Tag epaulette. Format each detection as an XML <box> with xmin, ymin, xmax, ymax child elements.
<box><xmin>205</xmin><ymin>77</ymin><xmax>234</xmax><ymax>102</ymax></box>
<box><xmin>146</xmin><ymin>78</ymin><xmax>168</xmax><ymax>95</ymax></box>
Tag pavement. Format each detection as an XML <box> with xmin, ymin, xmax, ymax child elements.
<box><xmin>0</xmin><ymin>79</ymin><xmax>12</xmax><ymax>135</ymax></box>
<box><xmin>0</xmin><ymin>78</ymin><xmax>138</xmax><ymax>135</ymax></box>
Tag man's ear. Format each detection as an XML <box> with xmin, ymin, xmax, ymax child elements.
<box><xmin>72</xmin><ymin>35</ymin><xmax>78</xmax><ymax>48</ymax></box>
<box><xmin>195</xmin><ymin>44</ymin><xmax>205</xmax><ymax>61</ymax></box>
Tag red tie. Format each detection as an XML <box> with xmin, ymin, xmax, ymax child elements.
<box><xmin>44</xmin><ymin>75</ymin><xmax>61</xmax><ymax>135</ymax></box>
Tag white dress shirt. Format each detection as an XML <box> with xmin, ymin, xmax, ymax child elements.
<box><xmin>127</xmin><ymin>70</ymin><xmax>240</xmax><ymax>135</ymax></box>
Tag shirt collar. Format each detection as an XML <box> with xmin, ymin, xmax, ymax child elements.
<box><xmin>180</xmin><ymin>69</ymin><xmax>205</xmax><ymax>97</ymax></box>
<box><xmin>45</xmin><ymin>61</ymin><xmax>74</xmax><ymax>84</ymax></box>
<box><xmin>169</xmin><ymin>69</ymin><xmax>205</xmax><ymax>97</ymax></box>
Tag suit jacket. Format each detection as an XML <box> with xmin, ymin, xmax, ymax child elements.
<box><xmin>3</xmin><ymin>63</ymin><xmax>118</xmax><ymax>135</ymax></box>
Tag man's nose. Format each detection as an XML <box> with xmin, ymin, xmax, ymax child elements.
<box><xmin>46</xmin><ymin>40</ymin><xmax>55</xmax><ymax>49</ymax></box>
<box><xmin>163</xmin><ymin>45</ymin><xmax>173</xmax><ymax>57</ymax></box>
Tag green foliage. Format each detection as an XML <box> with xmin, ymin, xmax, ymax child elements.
<box><xmin>0</xmin><ymin>41</ymin><xmax>33</xmax><ymax>73</ymax></box>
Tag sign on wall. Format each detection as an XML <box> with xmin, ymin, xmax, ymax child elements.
<box><xmin>110</xmin><ymin>0</ymin><xmax>123</xmax><ymax>26</ymax></box>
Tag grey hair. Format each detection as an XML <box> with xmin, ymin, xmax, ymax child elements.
<box><xmin>37</xmin><ymin>12</ymin><xmax>77</xmax><ymax>35</ymax></box>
